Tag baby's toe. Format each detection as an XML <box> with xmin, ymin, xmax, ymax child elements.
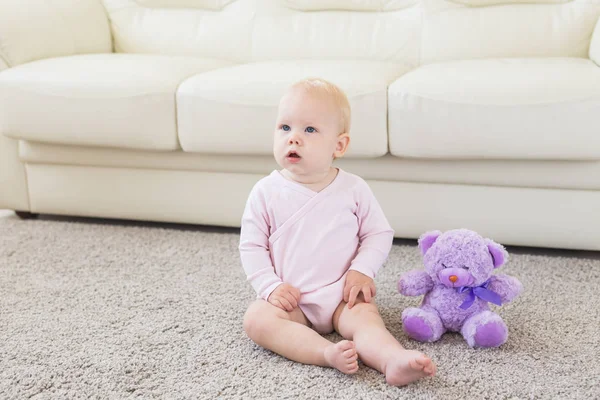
<box><xmin>347</xmin><ymin>363</ymin><xmax>359</xmax><ymax>374</ymax></box>
<box><xmin>416</xmin><ymin>355</ymin><xmax>430</xmax><ymax>367</ymax></box>
<box><xmin>415</xmin><ymin>356</ymin><xmax>436</xmax><ymax>376</ymax></box>
<box><xmin>337</xmin><ymin>340</ymin><xmax>354</xmax><ymax>351</ymax></box>
<box><xmin>343</xmin><ymin>348</ymin><xmax>356</xmax><ymax>358</ymax></box>
<box><xmin>425</xmin><ymin>361</ymin><xmax>437</xmax><ymax>376</ymax></box>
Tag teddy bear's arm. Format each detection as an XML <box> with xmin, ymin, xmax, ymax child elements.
<box><xmin>398</xmin><ymin>270</ymin><xmax>434</xmax><ymax>296</ymax></box>
<box><xmin>489</xmin><ymin>274</ymin><xmax>523</xmax><ymax>304</ymax></box>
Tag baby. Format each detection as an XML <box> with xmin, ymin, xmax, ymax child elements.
<box><xmin>239</xmin><ymin>78</ymin><xmax>436</xmax><ymax>386</ymax></box>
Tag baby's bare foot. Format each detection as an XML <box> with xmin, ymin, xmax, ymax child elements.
<box><xmin>385</xmin><ymin>349</ymin><xmax>436</xmax><ymax>386</ymax></box>
<box><xmin>324</xmin><ymin>340</ymin><xmax>359</xmax><ymax>374</ymax></box>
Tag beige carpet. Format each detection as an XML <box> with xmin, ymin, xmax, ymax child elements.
<box><xmin>1</xmin><ymin>213</ymin><xmax>599</xmax><ymax>399</ymax></box>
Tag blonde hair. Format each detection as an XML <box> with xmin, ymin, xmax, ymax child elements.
<box><xmin>290</xmin><ymin>78</ymin><xmax>351</xmax><ymax>134</ymax></box>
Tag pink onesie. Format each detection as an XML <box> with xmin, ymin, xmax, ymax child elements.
<box><xmin>239</xmin><ymin>169</ymin><xmax>394</xmax><ymax>333</ymax></box>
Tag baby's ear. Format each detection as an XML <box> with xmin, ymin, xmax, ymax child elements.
<box><xmin>333</xmin><ymin>133</ymin><xmax>350</xmax><ymax>158</ymax></box>
<box><xmin>333</xmin><ymin>133</ymin><xmax>350</xmax><ymax>159</ymax></box>
<box><xmin>485</xmin><ymin>238</ymin><xmax>508</xmax><ymax>268</ymax></box>
<box><xmin>418</xmin><ymin>230</ymin><xmax>442</xmax><ymax>255</ymax></box>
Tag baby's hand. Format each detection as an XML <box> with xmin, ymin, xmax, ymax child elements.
<box><xmin>344</xmin><ymin>270</ymin><xmax>376</xmax><ymax>309</ymax></box>
<box><xmin>268</xmin><ymin>283</ymin><xmax>301</xmax><ymax>312</ymax></box>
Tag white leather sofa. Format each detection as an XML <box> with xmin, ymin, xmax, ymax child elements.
<box><xmin>1</xmin><ymin>0</ymin><xmax>600</xmax><ymax>250</ymax></box>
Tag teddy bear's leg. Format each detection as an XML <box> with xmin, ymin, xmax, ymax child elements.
<box><xmin>461</xmin><ymin>311</ymin><xmax>508</xmax><ymax>348</ymax></box>
<box><xmin>401</xmin><ymin>307</ymin><xmax>445</xmax><ymax>343</ymax></box>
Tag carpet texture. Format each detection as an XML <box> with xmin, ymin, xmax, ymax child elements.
<box><xmin>1</xmin><ymin>214</ymin><xmax>599</xmax><ymax>399</ymax></box>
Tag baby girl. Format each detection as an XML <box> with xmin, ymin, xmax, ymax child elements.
<box><xmin>239</xmin><ymin>78</ymin><xmax>436</xmax><ymax>386</ymax></box>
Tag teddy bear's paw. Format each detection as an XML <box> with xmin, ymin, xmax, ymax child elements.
<box><xmin>402</xmin><ymin>308</ymin><xmax>444</xmax><ymax>342</ymax></box>
<box><xmin>475</xmin><ymin>321</ymin><xmax>507</xmax><ymax>348</ymax></box>
<box><xmin>462</xmin><ymin>311</ymin><xmax>508</xmax><ymax>348</ymax></box>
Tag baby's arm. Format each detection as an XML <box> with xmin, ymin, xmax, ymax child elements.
<box><xmin>348</xmin><ymin>180</ymin><xmax>395</xmax><ymax>279</ymax></box>
<box><xmin>239</xmin><ymin>185</ymin><xmax>283</xmax><ymax>301</ymax></box>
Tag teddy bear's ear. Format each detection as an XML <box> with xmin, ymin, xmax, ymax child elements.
<box><xmin>418</xmin><ymin>230</ymin><xmax>442</xmax><ymax>255</ymax></box>
<box><xmin>486</xmin><ymin>238</ymin><xmax>509</xmax><ymax>268</ymax></box>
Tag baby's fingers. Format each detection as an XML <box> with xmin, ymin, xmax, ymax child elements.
<box><xmin>347</xmin><ymin>286</ymin><xmax>360</xmax><ymax>309</ymax></box>
<box><xmin>343</xmin><ymin>283</ymin><xmax>351</xmax><ymax>303</ymax></box>
<box><xmin>283</xmin><ymin>291</ymin><xmax>298</xmax><ymax>309</ymax></box>
<box><xmin>363</xmin><ymin>286</ymin><xmax>372</xmax><ymax>303</ymax></box>
<box><xmin>269</xmin><ymin>298</ymin><xmax>286</xmax><ymax>311</ymax></box>
<box><xmin>290</xmin><ymin>287</ymin><xmax>301</xmax><ymax>302</ymax></box>
<box><xmin>278</xmin><ymin>296</ymin><xmax>294</xmax><ymax>312</ymax></box>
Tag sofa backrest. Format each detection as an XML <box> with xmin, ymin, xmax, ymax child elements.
<box><xmin>591</xmin><ymin>14</ymin><xmax>600</xmax><ymax>65</ymax></box>
<box><xmin>102</xmin><ymin>0</ymin><xmax>600</xmax><ymax>65</ymax></box>
<box><xmin>421</xmin><ymin>0</ymin><xmax>600</xmax><ymax>64</ymax></box>
<box><xmin>102</xmin><ymin>0</ymin><xmax>422</xmax><ymax>66</ymax></box>
<box><xmin>0</xmin><ymin>0</ymin><xmax>112</xmax><ymax>67</ymax></box>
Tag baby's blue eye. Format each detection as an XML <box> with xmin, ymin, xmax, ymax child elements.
<box><xmin>305</xmin><ymin>127</ymin><xmax>316</xmax><ymax>133</ymax></box>
<box><xmin>282</xmin><ymin>125</ymin><xmax>290</xmax><ymax>132</ymax></box>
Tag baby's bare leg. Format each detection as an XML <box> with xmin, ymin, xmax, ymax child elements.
<box><xmin>333</xmin><ymin>298</ymin><xmax>436</xmax><ymax>386</ymax></box>
<box><xmin>243</xmin><ymin>300</ymin><xmax>358</xmax><ymax>374</ymax></box>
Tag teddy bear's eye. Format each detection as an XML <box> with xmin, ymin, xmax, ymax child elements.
<box><xmin>461</xmin><ymin>266</ymin><xmax>469</xmax><ymax>270</ymax></box>
<box><xmin>441</xmin><ymin>263</ymin><xmax>449</xmax><ymax>269</ymax></box>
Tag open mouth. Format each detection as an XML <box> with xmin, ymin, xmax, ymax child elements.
<box><xmin>286</xmin><ymin>151</ymin><xmax>301</xmax><ymax>159</ymax></box>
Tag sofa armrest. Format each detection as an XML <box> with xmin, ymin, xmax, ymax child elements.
<box><xmin>591</xmin><ymin>15</ymin><xmax>600</xmax><ymax>66</ymax></box>
<box><xmin>0</xmin><ymin>136</ymin><xmax>30</xmax><ymax>212</ymax></box>
<box><xmin>0</xmin><ymin>0</ymin><xmax>113</xmax><ymax>67</ymax></box>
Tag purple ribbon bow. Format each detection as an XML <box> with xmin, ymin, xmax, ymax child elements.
<box><xmin>457</xmin><ymin>279</ymin><xmax>502</xmax><ymax>310</ymax></box>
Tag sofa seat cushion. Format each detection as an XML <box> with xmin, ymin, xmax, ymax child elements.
<box><xmin>388</xmin><ymin>58</ymin><xmax>600</xmax><ymax>160</ymax></box>
<box><xmin>177</xmin><ymin>60</ymin><xmax>410</xmax><ymax>158</ymax></box>
<box><xmin>0</xmin><ymin>54</ymin><xmax>233</xmax><ymax>150</ymax></box>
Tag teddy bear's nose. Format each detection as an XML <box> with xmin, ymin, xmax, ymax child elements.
<box><xmin>449</xmin><ymin>275</ymin><xmax>458</xmax><ymax>283</ymax></box>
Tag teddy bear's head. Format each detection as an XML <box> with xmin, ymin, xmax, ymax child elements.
<box><xmin>418</xmin><ymin>229</ymin><xmax>508</xmax><ymax>288</ymax></box>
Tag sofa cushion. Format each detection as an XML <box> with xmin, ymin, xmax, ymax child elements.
<box><xmin>421</xmin><ymin>1</ymin><xmax>600</xmax><ymax>64</ymax></box>
<box><xmin>449</xmin><ymin>0</ymin><xmax>571</xmax><ymax>5</ymax></box>
<box><xmin>177</xmin><ymin>60</ymin><xmax>410</xmax><ymax>157</ymax></box>
<box><xmin>283</xmin><ymin>0</ymin><xmax>418</xmax><ymax>11</ymax></box>
<box><xmin>0</xmin><ymin>0</ymin><xmax>111</xmax><ymax>66</ymax></box>
<box><xmin>135</xmin><ymin>0</ymin><xmax>234</xmax><ymax>9</ymax></box>
<box><xmin>0</xmin><ymin>54</ymin><xmax>232</xmax><ymax>150</ymax></box>
<box><xmin>388</xmin><ymin>58</ymin><xmax>600</xmax><ymax>160</ymax></box>
<box><xmin>104</xmin><ymin>1</ymin><xmax>422</xmax><ymax>66</ymax></box>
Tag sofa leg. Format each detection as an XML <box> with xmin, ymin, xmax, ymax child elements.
<box><xmin>15</xmin><ymin>211</ymin><xmax>39</xmax><ymax>219</ymax></box>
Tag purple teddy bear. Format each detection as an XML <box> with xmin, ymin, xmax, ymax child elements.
<box><xmin>398</xmin><ymin>229</ymin><xmax>523</xmax><ymax>348</ymax></box>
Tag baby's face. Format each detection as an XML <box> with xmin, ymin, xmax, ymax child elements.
<box><xmin>274</xmin><ymin>87</ymin><xmax>348</xmax><ymax>181</ymax></box>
